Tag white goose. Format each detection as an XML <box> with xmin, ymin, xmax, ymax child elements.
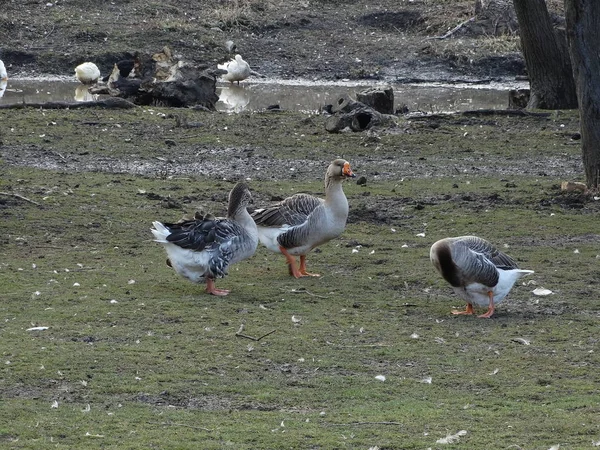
<box><xmin>252</xmin><ymin>159</ymin><xmax>355</xmax><ymax>278</ymax></box>
<box><xmin>74</xmin><ymin>62</ymin><xmax>101</xmax><ymax>85</ymax></box>
<box><xmin>151</xmin><ymin>182</ymin><xmax>258</xmax><ymax>296</ymax></box>
<box><xmin>430</xmin><ymin>236</ymin><xmax>534</xmax><ymax>318</ymax></box>
<box><xmin>217</xmin><ymin>54</ymin><xmax>251</xmax><ymax>84</ymax></box>
<box><xmin>0</xmin><ymin>59</ymin><xmax>7</xmax><ymax>81</ymax></box>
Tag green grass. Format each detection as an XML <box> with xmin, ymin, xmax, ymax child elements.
<box><xmin>1</xmin><ymin>107</ymin><xmax>599</xmax><ymax>449</ymax></box>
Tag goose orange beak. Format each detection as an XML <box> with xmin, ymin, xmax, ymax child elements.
<box><xmin>343</xmin><ymin>162</ymin><xmax>356</xmax><ymax>178</ymax></box>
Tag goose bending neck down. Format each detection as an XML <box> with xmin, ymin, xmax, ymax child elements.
<box><xmin>430</xmin><ymin>236</ymin><xmax>534</xmax><ymax>318</ymax></box>
<box><xmin>151</xmin><ymin>182</ymin><xmax>258</xmax><ymax>296</ymax></box>
<box><xmin>251</xmin><ymin>159</ymin><xmax>355</xmax><ymax>278</ymax></box>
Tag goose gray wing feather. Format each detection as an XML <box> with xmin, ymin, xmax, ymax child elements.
<box><xmin>451</xmin><ymin>237</ymin><xmax>500</xmax><ymax>287</ymax></box>
<box><xmin>459</xmin><ymin>236</ymin><xmax>520</xmax><ymax>270</ymax></box>
<box><xmin>252</xmin><ymin>193</ymin><xmax>322</xmax><ymax>227</ymax></box>
<box><xmin>164</xmin><ymin>218</ymin><xmax>244</xmax><ymax>252</ymax></box>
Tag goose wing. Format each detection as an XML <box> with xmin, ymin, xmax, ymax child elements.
<box><xmin>163</xmin><ymin>217</ymin><xmax>247</xmax><ymax>277</ymax></box>
<box><xmin>163</xmin><ymin>217</ymin><xmax>244</xmax><ymax>251</ymax></box>
<box><xmin>451</xmin><ymin>237</ymin><xmax>502</xmax><ymax>287</ymax></box>
<box><xmin>252</xmin><ymin>193</ymin><xmax>322</xmax><ymax>227</ymax></box>
<box><xmin>459</xmin><ymin>236</ymin><xmax>519</xmax><ymax>270</ymax></box>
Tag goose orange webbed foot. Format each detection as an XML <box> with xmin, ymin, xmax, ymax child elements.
<box><xmin>299</xmin><ymin>255</ymin><xmax>320</xmax><ymax>277</ymax></box>
<box><xmin>206</xmin><ymin>279</ymin><xmax>230</xmax><ymax>296</ymax></box>
<box><xmin>452</xmin><ymin>303</ymin><xmax>475</xmax><ymax>315</ymax></box>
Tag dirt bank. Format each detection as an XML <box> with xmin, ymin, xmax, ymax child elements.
<box><xmin>1</xmin><ymin>0</ymin><xmax>534</xmax><ymax>82</ymax></box>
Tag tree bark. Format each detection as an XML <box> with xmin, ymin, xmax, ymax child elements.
<box><xmin>513</xmin><ymin>0</ymin><xmax>577</xmax><ymax>109</ymax></box>
<box><xmin>565</xmin><ymin>0</ymin><xmax>600</xmax><ymax>190</ymax></box>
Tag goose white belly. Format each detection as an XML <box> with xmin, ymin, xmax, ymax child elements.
<box><xmin>454</xmin><ymin>268</ymin><xmax>529</xmax><ymax>307</ymax></box>
<box><xmin>161</xmin><ymin>243</ymin><xmax>213</xmax><ymax>283</ymax></box>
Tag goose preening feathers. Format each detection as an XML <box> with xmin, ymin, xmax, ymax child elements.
<box><xmin>430</xmin><ymin>236</ymin><xmax>534</xmax><ymax>318</ymax></box>
<box><xmin>0</xmin><ymin>60</ymin><xmax>7</xmax><ymax>81</ymax></box>
<box><xmin>151</xmin><ymin>182</ymin><xmax>258</xmax><ymax>296</ymax></box>
<box><xmin>74</xmin><ymin>62</ymin><xmax>101</xmax><ymax>85</ymax></box>
<box><xmin>251</xmin><ymin>159</ymin><xmax>355</xmax><ymax>278</ymax></box>
<box><xmin>217</xmin><ymin>54</ymin><xmax>251</xmax><ymax>84</ymax></box>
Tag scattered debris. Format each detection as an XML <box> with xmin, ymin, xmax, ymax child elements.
<box><xmin>512</xmin><ymin>337</ymin><xmax>531</xmax><ymax>346</ymax></box>
<box><xmin>561</xmin><ymin>181</ymin><xmax>587</xmax><ymax>193</ymax></box>
<box><xmin>27</xmin><ymin>326</ymin><xmax>49</xmax><ymax>331</ymax></box>
<box><xmin>375</xmin><ymin>375</ymin><xmax>386</xmax><ymax>382</ymax></box>
<box><xmin>532</xmin><ymin>287</ymin><xmax>553</xmax><ymax>296</ymax></box>
<box><xmin>436</xmin><ymin>429</ymin><xmax>467</xmax><ymax>444</ymax></box>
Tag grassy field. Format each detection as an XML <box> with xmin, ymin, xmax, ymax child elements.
<box><xmin>1</xmin><ymin>106</ymin><xmax>599</xmax><ymax>449</ymax></box>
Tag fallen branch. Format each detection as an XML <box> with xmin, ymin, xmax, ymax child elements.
<box><xmin>235</xmin><ymin>324</ymin><xmax>277</xmax><ymax>341</ymax></box>
<box><xmin>0</xmin><ymin>97</ymin><xmax>136</xmax><ymax>110</ymax></box>
<box><xmin>0</xmin><ymin>192</ymin><xmax>41</xmax><ymax>206</ymax></box>
<box><xmin>426</xmin><ymin>17</ymin><xmax>475</xmax><ymax>40</ymax></box>
<box><xmin>146</xmin><ymin>421</ymin><xmax>212</xmax><ymax>432</ymax></box>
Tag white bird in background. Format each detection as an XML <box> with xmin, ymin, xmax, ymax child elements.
<box><xmin>74</xmin><ymin>62</ymin><xmax>101</xmax><ymax>84</ymax></box>
<box><xmin>218</xmin><ymin>54</ymin><xmax>251</xmax><ymax>84</ymax></box>
<box><xmin>0</xmin><ymin>59</ymin><xmax>8</xmax><ymax>81</ymax></box>
<box><xmin>151</xmin><ymin>182</ymin><xmax>258</xmax><ymax>296</ymax></box>
<box><xmin>251</xmin><ymin>159</ymin><xmax>356</xmax><ymax>278</ymax></box>
<box><xmin>430</xmin><ymin>236</ymin><xmax>534</xmax><ymax>318</ymax></box>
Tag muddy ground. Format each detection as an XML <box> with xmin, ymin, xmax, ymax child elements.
<box><xmin>0</xmin><ymin>0</ymin><xmax>559</xmax><ymax>81</ymax></box>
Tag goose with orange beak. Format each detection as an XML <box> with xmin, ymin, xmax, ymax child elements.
<box><xmin>252</xmin><ymin>159</ymin><xmax>355</xmax><ymax>278</ymax></box>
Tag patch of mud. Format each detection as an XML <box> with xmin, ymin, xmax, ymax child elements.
<box><xmin>357</xmin><ymin>10</ymin><xmax>424</xmax><ymax>31</ymax></box>
<box><xmin>0</xmin><ymin>145</ymin><xmax>584</xmax><ymax>183</ymax></box>
<box><xmin>134</xmin><ymin>392</ymin><xmax>278</xmax><ymax>411</ymax></box>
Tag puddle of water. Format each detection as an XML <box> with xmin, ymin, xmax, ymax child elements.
<box><xmin>0</xmin><ymin>77</ymin><xmax>525</xmax><ymax>113</ymax></box>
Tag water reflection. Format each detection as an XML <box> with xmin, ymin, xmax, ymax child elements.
<box><xmin>74</xmin><ymin>84</ymin><xmax>98</xmax><ymax>102</ymax></box>
<box><xmin>0</xmin><ymin>77</ymin><xmax>526</xmax><ymax>113</ymax></box>
<box><xmin>217</xmin><ymin>85</ymin><xmax>250</xmax><ymax>113</ymax></box>
<box><xmin>0</xmin><ymin>80</ymin><xmax>6</xmax><ymax>98</ymax></box>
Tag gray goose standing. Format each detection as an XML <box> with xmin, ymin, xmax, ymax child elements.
<box><xmin>430</xmin><ymin>236</ymin><xmax>534</xmax><ymax>318</ymax></box>
<box><xmin>151</xmin><ymin>182</ymin><xmax>258</xmax><ymax>296</ymax></box>
<box><xmin>251</xmin><ymin>159</ymin><xmax>355</xmax><ymax>278</ymax></box>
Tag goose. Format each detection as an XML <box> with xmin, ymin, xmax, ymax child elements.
<box><xmin>251</xmin><ymin>159</ymin><xmax>355</xmax><ymax>278</ymax></box>
<box><xmin>0</xmin><ymin>59</ymin><xmax>7</xmax><ymax>81</ymax></box>
<box><xmin>217</xmin><ymin>54</ymin><xmax>251</xmax><ymax>84</ymax></box>
<box><xmin>74</xmin><ymin>62</ymin><xmax>101</xmax><ymax>85</ymax></box>
<box><xmin>430</xmin><ymin>236</ymin><xmax>534</xmax><ymax>318</ymax></box>
<box><xmin>151</xmin><ymin>182</ymin><xmax>258</xmax><ymax>296</ymax></box>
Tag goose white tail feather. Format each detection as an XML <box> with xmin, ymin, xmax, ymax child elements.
<box><xmin>151</xmin><ymin>221</ymin><xmax>170</xmax><ymax>243</ymax></box>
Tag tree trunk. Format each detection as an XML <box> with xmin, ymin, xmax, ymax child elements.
<box><xmin>565</xmin><ymin>0</ymin><xmax>600</xmax><ymax>190</ymax></box>
<box><xmin>513</xmin><ymin>0</ymin><xmax>577</xmax><ymax>109</ymax></box>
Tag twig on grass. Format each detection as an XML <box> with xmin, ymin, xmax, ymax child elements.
<box><xmin>147</xmin><ymin>421</ymin><xmax>212</xmax><ymax>432</ymax></box>
<box><xmin>327</xmin><ymin>421</ymin><xmax>402</xmax><ymax>426</ymax></box>
<box><xmin>235</xmin><ymin>323</ymin><xmax>277</xmax><ymax>341</ymax></box>
<box><xmin>279</xmin><ymin>287</ymin><xmax>329</xmax><ymax>299</ymax></box>
<box><xmin>0</xmin><ymin>192</ymin><xmax>41</xmax><ymax>206</ymax></box>
<box><xmin>426</xmin><ymin>17</ymin><xmax>475</xmax><ymax>40</ymax></box>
